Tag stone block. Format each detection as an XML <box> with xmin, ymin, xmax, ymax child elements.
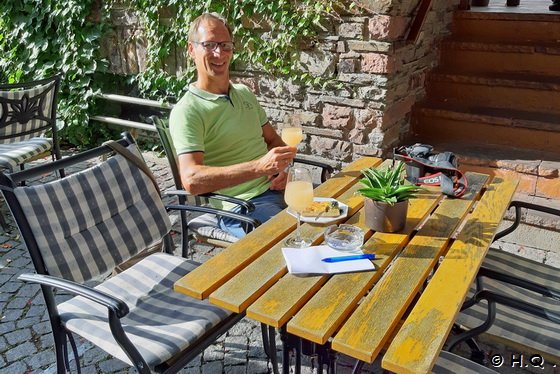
<box><xmin>286</xmin><ymin>111</ymin><xmax>318</xmax><ymax>126</ymax></box>
<box><xmin>536</xmin><ymin>176</ymin><xmax>560</xmax><ymax>199</ymax></box>
<box><xmin>338</xmin><ymin>58</ymin><xmax>359</xmax><ymax>73</ymax></box>
<box><xmin>231</xmin><ymin>77</ymin><xmax>260</xmax><ymax>94</ymax></box>
<box><xmin>310</xmin><ymin>136</ymin><xmax>353</xmax><ymax>161</ymax></box>
<box><xmin>338</xmin><ymin>22</ymin><xmax>365</xmax><ymax>39</ymax></box>
<box><xmin>354</xmin><ymin>144</ymin><xmax>382</xmax><ymax>157</ymax></box>
<box><xmin>368</xmin><ymin>15</ymin><xmax>409</xmax><ymax>40</ymax></box>
<box><xmin>354</xmin><ymin>0</ymin><xmax>394</xmax><ymax>14</ymax></box>
<box><xmin>349</xmin><ymin>127</ymin><xmax>368</xmax><ymax>144</ymax></box>
<box><xmin>347</xmin><ymin>40</ymin><xmax>393</xmax><ymax>53</ymax></box>
<box><xmin>303</xmin><ymin>127</ymin><xmax>343</xmax><ymax>138</ymax></box>
<box><xmin>356</xmin><ymin>86</ymin><xmax>387</xmax><ymax>101</ymax></box>
<box><xmin>338</xmin><ymin>73</ymin><xmax>389</xmax><ymax>86</ymax></box>
<box><xmin>5</xmin><ymin>328</ymin><xmax>32</xmax><ymax>345</ymax></box>
<box><xmin>361</xmin><ymin>53</ymin><xmax>397</xmax><ymax>74</ymax></box>
<box><xmin>494</xmin><ymin>159</ymin><xmax>540</xmax><ymax>175</ymax></box>
<box><xmin>337</xmin><ymin>41</ymin><xmax>347</xmax><ymax>53</ymax></box>
<box><xmin>538</xmin><ymin>161</ymin><xmax>560</xmax><ymax>178</ymax></box>
<box><xmin>298</xmin><ymin>50</ymin><xmax>336</xmax><ymax>77</ymax></box>
<box><xmin>317</xmin><ymin>95</ymin><xmax>366</xmax><ymax>108</ymax></box>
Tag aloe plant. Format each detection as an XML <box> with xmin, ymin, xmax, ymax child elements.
<box><xmin>357</xmin><ymin>162</ymin><xmax>424</xmax><ymax>205</ymax></box>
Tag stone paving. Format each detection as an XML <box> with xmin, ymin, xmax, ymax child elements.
<box><xmin>0</xmin><ymin>150</ymin><xmax>559</xmax><ymax>373</ymax></box>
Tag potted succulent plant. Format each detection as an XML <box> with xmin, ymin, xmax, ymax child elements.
<box><xmin>357</xmin><ymin>162</ymin><xmax>424</xmax><ymax>233</ymax></box>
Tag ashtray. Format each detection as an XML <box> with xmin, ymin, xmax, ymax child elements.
<box><xmin>324</xmin><ymin>224</ymin><xmax>364</xmax><ymax>252</ymax></box>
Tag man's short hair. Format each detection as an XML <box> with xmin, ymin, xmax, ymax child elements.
<box><xmin>188</xmin><ymin>12</ymin><xmax>233</xmax><ymax>43</ymax></box>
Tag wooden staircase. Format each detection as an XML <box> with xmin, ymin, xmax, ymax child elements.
<box><xmin>410</xmin><ymin>9</ymin><xmax>560</xmax><ymax>227</ymax></box>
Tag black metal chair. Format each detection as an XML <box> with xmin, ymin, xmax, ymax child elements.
<box><xmin>449</xmin><ymin>201</ymin><xmax>560</xmax><ymax>364</ymax></box>
<box><xmin>0</xmin><ymin>75</ymin><xmax>63</xmax><ymax>173</ymax></box>
<box><xmin>150</xmin><ymin>115</ymin><xmax>334</xmax><ymax>256</ymax></box>
<box><xmin>0</xmin><ymin>133</ymin><xmax>247</xmax><ymax>373</ymax></box>
<box><xmin>0</xmin><ymin>75</ymin><xmax>64</xmax><ymax>231</ymax></box>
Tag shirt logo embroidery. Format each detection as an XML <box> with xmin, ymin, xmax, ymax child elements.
<box><xmin>243</xmin><ymin>101</ymin><xmax>253</xmax><ymax>110</ymax></box>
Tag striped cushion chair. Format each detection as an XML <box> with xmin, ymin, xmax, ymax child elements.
<box><xmin>0</xmin><ymin>134</ymin><xmax>242</xmax><ymax>373</ymax></box>
<box><xmin>449</xmin><ymin>202</ymin><xmax>560</xmax><ymax>365</ymax></box>
<box><xmin>0</xmin><ymin>75</ymin><xmax>63</xmax><ymax>172</ymax></box>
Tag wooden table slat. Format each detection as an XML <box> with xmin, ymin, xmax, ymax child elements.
<box><xmin>284</xmin><ymin>188</ymin><xmax>442</xmax><ymax>344</ymax></box>
<box><xmin>173</xmin><ymin>157</ymin><xmax>381</xmax><ymax>300</ymax></box>
<box><xmin>382</xmin><ymin>176</ymin><xmax>519</xmax><ymax>374</ymax></box>
<box><xmin>330</xmin><ymin>173</ymin><xmax>489</xmax><ymax>363</ymax></box>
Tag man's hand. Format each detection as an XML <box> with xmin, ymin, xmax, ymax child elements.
<box><xmin>268</xmin><ymin>170</ymin><xmax>288</xmax><ymax>190</ymax></box>
<box><xmin>257</xmin><ymin>146</ymin><xmax>296</xmax><ymax>175</ymax></box>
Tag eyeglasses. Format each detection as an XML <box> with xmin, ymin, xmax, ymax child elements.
<box><xmin>193</xmin><ymin>41</ymin><xmax>235</xmax><ymax>52</ymax></box>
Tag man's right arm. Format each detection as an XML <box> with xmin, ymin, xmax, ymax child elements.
<box><xmin>178</xmin><ymin>147</ymin><xmax>294</xmax><ymax>195</ymax></box>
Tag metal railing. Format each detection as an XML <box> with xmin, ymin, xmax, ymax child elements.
<box><xmin>90</xmin><ymin>93</ymin><xmax>174</xmax><ymax>133</ymax></box>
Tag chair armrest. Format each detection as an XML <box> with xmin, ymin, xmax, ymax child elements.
<box><xmin>293</xmin><ymin>157</ymin><xmax>334</xmax><ymax>183</ymax></box>
<box><xmin>164</xmin><ymin>190</ymin><xmax>255</xmax><ymax>213</ymax></box>
<box><xmin>495</xmin><ymin>201</ymin><xmax>560</xmax><ymax>241</ymax></box>
<box><xmin>165</xmin><ymin>204</ymin><xmax>261</xmax><ymax>232</ymax></box>
<box><xmin>18</xmin><ymin>273</ymin><xmax>129</xmax><ymax>318</ymax></box>
<box><xmin>473</xmin><ymin>289</ymin><xmax>560</xmax><ymax>324</ymax></box>
<box><xmin>477</xmin><ymin>266</ymin><xmax>560</xmax><ymax>300</ymax></box>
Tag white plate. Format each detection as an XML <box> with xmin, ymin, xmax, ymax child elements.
<box><xmin>287</xmin><ymin>197</ymin><xmax>349</xmax><ymax>224</ymax></box>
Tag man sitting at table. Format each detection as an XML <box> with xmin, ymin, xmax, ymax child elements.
<box><xmin>170</xmin><ymin>12</ymin><xmax>296</xmax><ymax>238</ymax></box>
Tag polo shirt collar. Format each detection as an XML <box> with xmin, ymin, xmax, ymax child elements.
<box><xmin>188</xmin><ymin>83</ymin><xmax>233</xmax><ymax>102</ymax></box>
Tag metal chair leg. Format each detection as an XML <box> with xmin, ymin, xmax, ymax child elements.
<box><xmin>268</xmin><ymin>326</ymin><xmax>280</xmax><ymax>374</ymax></box>
<box><xmin>352</xmin><ymin>360</ymin><xmax>364</xmax><ymax>374</ymax></box>
<box><xmin>281</xmin><ymin>330</ymin><xmax>290</xmax><ymax>374</ymax></box>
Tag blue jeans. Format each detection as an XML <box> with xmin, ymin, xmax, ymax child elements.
<box><xmin>218</xmin><ymin>189</ymin><xmax>286</xmax><ymax>238</ymax></box>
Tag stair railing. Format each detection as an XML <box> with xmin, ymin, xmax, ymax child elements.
<box><xmin>406</xmin><ymin>0</ymin><xmax>433</xmax><ymax>43</ymax></box>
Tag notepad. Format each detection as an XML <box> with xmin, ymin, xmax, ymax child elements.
<box><xmin>282</xmin><ymin>245</ymin><xmax>375</xmax><ymax>274</ymax></box>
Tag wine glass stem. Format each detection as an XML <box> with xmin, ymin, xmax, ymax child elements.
<box><xmin>296</xmin><ymin>212</ymin><xmax>302</xmax><ymax>243</ymax></box>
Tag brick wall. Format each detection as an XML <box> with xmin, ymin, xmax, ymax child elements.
<box><xmin>102</xmin><ymin>0</ymin><xmax>460</xmax><ymax>169</ymax></box>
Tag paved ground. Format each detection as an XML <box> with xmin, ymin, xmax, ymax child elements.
<box><xmin>0</xmin><ymin>150</ymin><xmax>559</xmax><ymax>373</ymax></box>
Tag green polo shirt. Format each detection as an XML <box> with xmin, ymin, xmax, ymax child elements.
<box><xmin>169</xmin><ymin>83</ymin><xmax>271</xmax><ymax>207</ymax></box>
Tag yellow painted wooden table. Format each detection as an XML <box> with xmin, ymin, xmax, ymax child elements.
<box><xmin>174</xmin><ymin>157</ymin><xmax>518</xmax><ymax>374</ymax></box>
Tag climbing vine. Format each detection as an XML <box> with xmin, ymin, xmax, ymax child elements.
<box><xmin>0</xmin><ymin>0</ymin><xmax>120</xmax><ymax>146</ymax></box>
<box><xmin>128</xmin><ymin>0</ymin><xmax>344</xmax><ymax>99</ymax></box>
<box><xmin>0</xmin><ymin>0</ymin><xmax>346</xmax><ymax>146</ymax></box>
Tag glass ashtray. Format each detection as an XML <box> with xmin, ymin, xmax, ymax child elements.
<box><xmin>324</xmin><ymin>224</ymin><xmax>364</xmax><ymax>252</ymax></box>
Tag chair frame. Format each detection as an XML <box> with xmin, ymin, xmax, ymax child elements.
<box><xmin>1</xmin><ymin>133</ymin><xmax>246</xmax><ymax>373</ymax></box>
<box><xmin>448</xmin><ymin>201</ymin><xmax>560</xmax><ymax>354</ymax></box>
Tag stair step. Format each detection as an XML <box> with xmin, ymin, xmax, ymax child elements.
<box><xmin>412</xmin><ymin>104</ymin><xmax>560</xmax><ymax>153</ymax></box>
<box><xmin>453</xmin><ymin>11</ymin><xmax>560</xmax><ymax>43</ymax></box>
<box><xmin>428</xmin><ymin>72</ymin><xmax>560</xmax><ymax>115</ymax></box>
<box><xmin>417</xmin><ymin>102</ymin><xmax>560</xmax><ymax>132</ymax></box>
<box><xmin>440</xmin><ymin>40</ymin><xmax>560</xmax><ymax>76</ymax></box>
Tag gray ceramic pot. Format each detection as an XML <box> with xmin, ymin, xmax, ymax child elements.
<box><xmin>364</xmin><ymin>199</ymin><xmax>408</xmax><ymax>233</ymax></box>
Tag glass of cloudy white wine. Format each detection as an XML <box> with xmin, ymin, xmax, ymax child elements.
<box><xmin>284</xmin><ymin>166</ymin><xmax>313</xmax><ymax>248</ymax></box>
<box><xmin>281</xmin><ymin>124</ymin><xmax>304</xmax><ymax>147</ymax></box>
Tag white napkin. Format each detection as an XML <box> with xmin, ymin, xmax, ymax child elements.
<box><xmin>282</xmin><ymin>245</ymin><xmax>375</xmax><ymax>274</ymax></box>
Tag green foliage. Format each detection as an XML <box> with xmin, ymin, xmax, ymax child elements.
<box><xmin>0</xmin><ymin>0</ymin><xmax>115</xmax><ymax>147</ymax></box>
<box><xmin>129</xmin><ymin>0</ymin><xmax>344</xmax><ymax>99</ymax></box>
<box><xmin>357</xmin><ymin>162</ymin><xmax>425</xmax><ymax>205</ymax></box>
<box><xmin>0</xmin><ymin>0</ymin><xmax>346</xmax><ymax>146</ymax></box>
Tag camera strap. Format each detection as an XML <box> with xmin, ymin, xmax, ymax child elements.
<box><xmin>393</xmin><ymin>144</ymin><xmax>468</xmax><ymax>198</ymax></box>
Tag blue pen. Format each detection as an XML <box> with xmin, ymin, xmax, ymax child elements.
<box><xmin>321</xmin><ymin>254</ymin><xmax>376</xmax><ymax>263</ymax></box>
